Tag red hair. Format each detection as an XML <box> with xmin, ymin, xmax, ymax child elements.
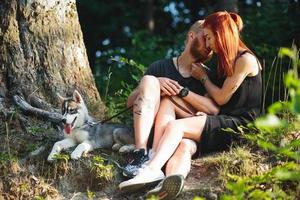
<box><xmin>203</xmin><ymin>11</ymin><xmax>251</xmax><ymax>77</ymax></box>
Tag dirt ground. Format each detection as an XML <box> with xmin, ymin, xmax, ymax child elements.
<box><xmin>0</xmin><ymin>107</ymin><xmax>222</xmax><ymax>200</ymax></box>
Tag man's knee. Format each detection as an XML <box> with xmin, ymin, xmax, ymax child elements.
<box><xmin>133</xmin><ymin>76</ymin><xmax>160</xmax><ymax>115</ymax></box>
<box><xmin>139</xmin><ymin>75</ymin><xmax>160</xmax><ymax>92</ymax></box>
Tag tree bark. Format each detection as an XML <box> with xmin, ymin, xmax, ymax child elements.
<box><xmin>0</xmin><ymin>0</ymin><xmax>105</xmax><ymax>118</ymax></box>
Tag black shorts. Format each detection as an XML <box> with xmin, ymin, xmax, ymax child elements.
<box><xmin>196</xmin><ymin>114</ymin><xmax>247</xmax><ymax>156</ymax></box>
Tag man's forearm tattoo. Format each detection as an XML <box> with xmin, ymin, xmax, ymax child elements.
<box><xmin>133</xmin><ymin>95</ymin><xmax>155</xmax><ymax>116</ymax></box>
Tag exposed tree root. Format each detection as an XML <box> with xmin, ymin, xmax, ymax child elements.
<box><xmin>13</xmin><ymin>95</ymin><xmax>62</xmax><ymax>124</ymax></box>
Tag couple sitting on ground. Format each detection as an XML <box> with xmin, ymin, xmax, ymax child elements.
<box><xmin>119</xmin><ymin>11</ymin><xmax>262</xmax><ymax>200</ymax></box>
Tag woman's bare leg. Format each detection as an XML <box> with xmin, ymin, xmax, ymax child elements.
<box><xmin>152</xmin><ymin>97</ymin><xmax>195</xmax><ymax>152</ymax></box>
<box><xmin>148</xmin><ymin>115</ymin><xmax>207</xmax><ymax>170</ymax></box>
<box><xmin>165</xmin><ymin>138</ymin><xmax>197</xmax><ymax>178</ymax></box>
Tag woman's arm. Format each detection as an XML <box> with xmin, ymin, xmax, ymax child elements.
<box><xmin>181</xmin><ymin>91</ymin><xmax>219</xmax><ymax>115</ymax></box>
<box><xmin>192</xmin><ymin>54</ymin><xmax>258</xmax><ymax>106</ymax></box>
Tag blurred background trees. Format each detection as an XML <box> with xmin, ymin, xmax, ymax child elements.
<box><xmin>76</xmin><ymin>0</ymin><xmax>300</xmax><ymax>117</ymax></box>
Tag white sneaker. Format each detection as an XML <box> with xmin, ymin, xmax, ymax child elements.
<box><xmin>144</xmin><ymin>149</ymin><xmax>156</xmax><ymax>166</ymax></box>
<box><xmin>146</xmin><ymin>174</ymin><xmax>185</xmax><ymax>199</ymax></box>
<box><xmin>119</xmin><ymin>166</ymin><xmax>165</xmax><ymax>193</ymax></box>
<box><xmin>148</xmin><ymin>149</ymin><xmax>156</xmax><ymax>160</ymax></box>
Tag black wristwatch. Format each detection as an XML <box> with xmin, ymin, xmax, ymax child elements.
<box><xmin>178</xmin><ymin>87</ymin><xmax>189</xmax><ymax>98</ymax></box>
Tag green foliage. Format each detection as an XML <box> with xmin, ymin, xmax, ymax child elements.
<box><xmin>279</xmin><ymin>45</ymin><xmax>300</xmax><ymax>115</ymax></box>
<box><xmin>222</xmin><ymin>162</ymin><xmax>300</xmax><ymax>200</ymax></box>
<box><xmin>146</xmin><ymin>195</ymin><xmax>159</xmax><ymax>200</ymax></box>
<box><xmin>87</xmin><ymin>189</ymin><xmax>95</xmax><ymax>200</ymax></box>
<box><xmin>26</xmin><ymin>120</ymin><xmax>45</xmax><ymax>135</ymax></box>
<box><xmin>111</xmin><ymin>56</ymin><xmax>145</xmax><ymax>83</ymax></box>
<box><xmin>102</xmin><ymin>56</ymin><xmax>146</xmax><ymax>123</ymax></box>
<box><xmin>53</xmin><ymin>153</ymin><xmax>70</xmax><ymax>163</ymax></box>
<box><xmin>25</xmin><ymin>143</ymin><xmax>38</xmax><ymax>152</ymax></box>
<box><xmin>0</xmin><ymin>152</ymin><xmax>17</xmax><ymax>168</ymax></box>
<box><xmin>90</xmin><ymin>155</ymin><xmax>114</xmax><ymax>183</ymax></box>
<box><xmin>193</xmin><ymin>197</ymin><xmax>206</xmax><ymax>200</ymax></box>
<box><xmin>34</xmin><ymin>196</ymin><xmax>46</xmax><ymax>200</ymax></box>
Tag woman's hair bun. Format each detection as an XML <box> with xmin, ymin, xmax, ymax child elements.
<box><xmin>229</xmin><ymin>12</ymin><xmax>243</xmax><ymax>32</ymax></box>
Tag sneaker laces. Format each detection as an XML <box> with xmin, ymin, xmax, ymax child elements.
<box><xmin>127</xmin><ymin>149</ymin><xmax>149</xmax><ymax>167</ymax></box>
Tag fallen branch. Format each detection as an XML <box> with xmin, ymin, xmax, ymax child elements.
<box><xmin>13</xmin><ymin>95</ymin><xmax>63</xmax><ymax>124</ymax></box>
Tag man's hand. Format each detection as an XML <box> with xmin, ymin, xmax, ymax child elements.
<box><xmin>158</xmin><ymin>77</ymin><xmax>182</xmax><ymax>96</ymax></box>
<box><xmin>191</xmin><ymin>63</ymin><xmax>208</xmax><ymax>80</ymax></box>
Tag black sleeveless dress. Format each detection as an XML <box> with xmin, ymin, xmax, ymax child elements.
<box><xmin>198</xmin><ymin>51</ymin><xmax>262</xmax><ymax>155</ymax></box>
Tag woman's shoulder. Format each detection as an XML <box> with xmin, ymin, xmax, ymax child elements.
<box><xmin>235</xmin><ymin>52</ymin><xmax>260</xmax><ymax>76</ymax></box>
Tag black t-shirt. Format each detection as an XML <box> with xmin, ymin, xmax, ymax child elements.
<box><xmin>145</xmin><ymin>59</ymin><xmax>205</xmax><ymax>95</ymax></box>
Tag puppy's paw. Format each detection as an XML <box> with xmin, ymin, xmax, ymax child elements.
<box><xmin>47</xmin><ymin>153</ymin><xmax>57</xmax><ymax>162</ymax></box>
<box><xmin>112</xmin><ymin>143</ymin><xmax>121</xmax><ymax>151</ymax></box>
<box><xmin>70</xmin><ymin>151</ymin><xmax>82</xmax><ymax>160</ymax></box>
<box><xmin>119</xmin><ymin>144</ymin><xmax>136</xmax><ymax>154</ymax></box>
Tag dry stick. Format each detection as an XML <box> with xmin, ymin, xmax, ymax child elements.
<box><xmin>104</xmin><ymin>65</ymin><xmax>112</xmax><ymax>103</ymax></box>
<box><xmin>262</xmin><ymin>59</ymin><xmax>266</xmax><ymax>114</ymax></box>
<box><xmin>5</xmin><ymin>122</ymin><xmax>10</xmax><ymax>156</ymax></box>
<box><xmin>296</xmin><ymin>48</ymin><xmax>300</xmax><ymax>79</ymax></box>
<box><xmin>284</xmin><ymin>57</ymin><xmax>292</xmax><ymax>101</ymax></box>
<box><xmin>70</xmin><ymin>192</ymin><xmax>81</xmax><ymax>200</ymax></box>
<box><xmin>264</xmin><ymin>57</ymin><xmax>276</xmax><ymax>108</ymax></box>
<box><xmin>272</xmin><ymin>56</ymin><xmax>279</xmax><ymax>104</ymax></box>
<box><xmin>279</xmin><ymin>56</ymin><xmax>282</xmax><ymax>101</ymax></box>
<box><xmin>28</xmin><ymin>87</ymin><xmax>40</xmax><ymax>100</ymax></box>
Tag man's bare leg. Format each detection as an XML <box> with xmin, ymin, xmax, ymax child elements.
<box><xmin>122</xmin><ymin>75</ymin><xmax>161</xmax><ymax>178</ymax></box>
<box><xmin>133</xmin><ymin>75</ymin><xmax>160</xmax><ymax>151</ymax></box>
<box><xmin>145</xmin><ymin>139</ymin><xmax>197</xmax><ymax>199</ymax></box>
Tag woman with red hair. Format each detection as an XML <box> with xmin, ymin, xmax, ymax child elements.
<box><xmin>119</xmin><ymin>11</ymin><xmax>262</xmax><ymax>199</ymax></box>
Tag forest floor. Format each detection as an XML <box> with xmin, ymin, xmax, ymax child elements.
<box><xmin>0</xmin><ymin>101</ymin><xmax>227</xmax><ymax>200</ymax></box>
<box><xmin>0</xmin><ymin>101</ymin><xmax>271</xmax><ymax>200</ymax></box>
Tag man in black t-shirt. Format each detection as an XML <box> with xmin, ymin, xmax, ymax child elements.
<box><xmin>122</xmin><ymin>20</ymin><xmax>215</xmax><ymax>179</ymax></box>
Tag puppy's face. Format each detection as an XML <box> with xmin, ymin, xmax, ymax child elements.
<box><xmin>61</xmin><ymin>99</ymin><xmax>79</xmax><ymax>134</ymax></box>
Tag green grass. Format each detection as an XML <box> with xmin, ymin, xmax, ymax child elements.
<box><xmin>90</xmin><ymin>155</ymin><xmax>115</xmax><ymax>184</ymax></box>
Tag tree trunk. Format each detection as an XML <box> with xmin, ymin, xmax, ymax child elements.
<box><xmin>0</xmin><ymin>0</ymin><xmax>105</xmax><ymax>118</ymax></box>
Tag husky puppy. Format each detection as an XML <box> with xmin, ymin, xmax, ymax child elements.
<box><xmin>47</xmin><ymin>90</ymin><xmax>135</xmax><ymax>162</ymax></box>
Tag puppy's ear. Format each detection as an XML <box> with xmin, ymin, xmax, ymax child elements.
<box><xmin>57</xmin><ymin>93</ymin><xmax>65</xmax><ymax>104</ymax></box>
<box><xmin>73</xmin><ymin>90</ymin><xmax>83</xmax><ymax>103</ymax></box>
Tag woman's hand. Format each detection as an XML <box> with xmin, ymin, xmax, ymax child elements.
<box><xmin>158</xmin><ymin>77</ymin><xmax>182</xmax><ymax>96</ymax></box>
<box><xmin>191</xmin><ymin>63</ymin><xmax>208</xmax><ymax>80</ymax></box>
